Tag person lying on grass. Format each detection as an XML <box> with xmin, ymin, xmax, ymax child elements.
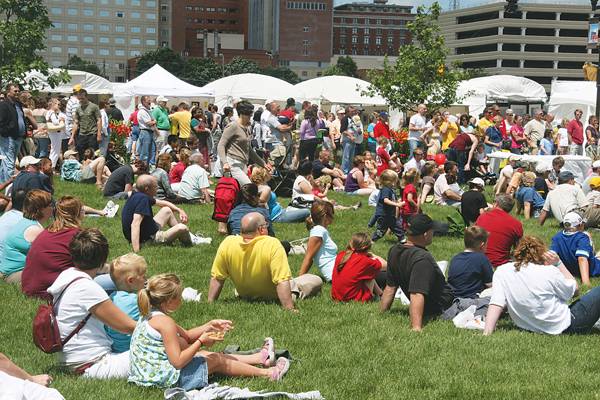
<box><xmin>209</xmin><ymin>212</ymin><xmax>322</xmax><ymax>311</ymax></box>
<box><xmin>484</xmin><ymin>235</ymin><xmax>600</xmax><ymax>335</ymax></box>
<box><xmin>0</xmin><ymin>352</ymin><xmax>64</xmax><ymax>400</ymax></box>
<box><xmin>129</xmin><ymin>273</ymin><xmax>290</xmax><ymax>390</ymax></box>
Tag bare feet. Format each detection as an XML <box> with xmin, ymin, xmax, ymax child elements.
<box><xmin>31</xmin><ymin>374</ymin><xmax>52</xmax><ymax>386</ymax></box>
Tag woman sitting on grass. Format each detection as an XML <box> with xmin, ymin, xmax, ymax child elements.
<box><xmin>344</xmin><ymin>155</ymin><xmax>375</xmax><ymax>195</ymax></box>
<box><xmin>484</xmin><ymin>236</ymin><xmax>600</xmax><ymax>335</ymax></box>
<box><xmin>152</xmin><ymin>153</ymin><xmax>179</xmax><ymax>202</ymax></box>
<box><xmin>128</xmin><ymin>273</ymin><xmax>290</xmax><ymax>390</ymax></box>
<box><xmin>228</xmin><ymin>183</ymin><xmax>274</xmax><ymax>236</ymax></box>
<box><xmin>61</xmin><ymin>148</ymin><xmax>111</xmax><ymax>189</ymax></box>
<box><xmin>299</xmin><ymin>201</ymin><xmax>337</xmax><ymax>282</ymax></box>
<box><xmin>331</xmin><ymin>233</ymin><xmax>386</xmax><ymax>302</ymax></box>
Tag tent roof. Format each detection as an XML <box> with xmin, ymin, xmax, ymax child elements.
<box><xmin>456</xmin><ymin>75</ymin><xmax>548</xmax><ymax>104</ymax></box>
<box><xmin>114</xmin><ymin>64</ymin><xmax>214</xmax><ymax>98</ymax></box>
<box><xmin>24</xmin><ymin>69</ymin><xmax>114</xmax><ymax>94</ymax></box>
<box><xmin>549</xmin><ymin>80</ymin><xmax>596</xmax><ymax>107</ymax></box>
<box><xmin>294</xmin><ymin>75</ymin><xmax>387</xmax><ymax>105</ymax></box>
<box><xmin>203</xmin><ymin>73</ymin><xmax>302</xmax><ymax>105</ymax></box>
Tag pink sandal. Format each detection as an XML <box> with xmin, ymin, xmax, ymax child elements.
<box><xmin>270</xmin><ymin>357</ymin><xmax>290</xmax><ymax>381</ymax></box>
<box><xmin>260</xmin><ymin>337</ymin><xmax>275</xmax><ymax>367</ymax></box>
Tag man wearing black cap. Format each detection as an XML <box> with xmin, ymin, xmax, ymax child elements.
<box><xmin>539</xmin><ymin>170</ymin><xmax>588</xmax><ymax>225</ymax></box>
<box><xmin>106</xmin><ymin>98</ymin><xmax>124</xmax><ymax>122</ymax></box>
<box><xmin>381</xmin><ymin>214</ymin><xmax>454</xmax><ymax>331</ymax></box>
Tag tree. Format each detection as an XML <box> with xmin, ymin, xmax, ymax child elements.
<box><xmin>224</xmin><ymin>57</ymin><xmax>261</xmax><ymax>76</ymax></box>
<box><xmin>63</xmin><ymin>55</ymin><xmax>102</xmax><ymax>77</ymax></box>
<box><xmin>0</xmin><ymin>0</ymin><xmax>69</xmax><ymax>88</ymax></box>
<box><xmin>324</xmin><ymin>56</ymin><xmax>358</xmax><ymax>77</ymax></box>
<box><xmin>261</xmin><ymin>66</ymin><xmax>300</xmax><ymax>84</ymax></box>
<box><xmin>135</xmin><ymin>47</ymin><xmax>185</xmax><ymax>77</ymax></box>
<box><xmin>365</xmin><ymin>2</ymin><xmax>471</xmax><ymax>113</ymax></box>
<box><xmin>181</xmin><ymin>57</ymin><xmax>222</xmax><ymax>87</ymax></box>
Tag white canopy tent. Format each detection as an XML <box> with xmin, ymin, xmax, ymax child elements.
<box><xmin>24</xmin><ymin>69</ymin><xmax>113</xmax><ymax>94</ymax></box>
<box><xmin>548</xmin><ymin>80</ymin><xmax>596</xmax><ymax>124</ymax></box>
<box><xmin>456</xmin><ymin>75</ymin><xmax>548</xmax><ymax>117</ymax></box>
<box><xmin>294</xmin><ymin>75</ymin><xmax>387</xmax><ymax>106</ymax></box>
<box><xmin>203</xmin><ymin>73</ymin><xmax>303</xmax><ymax>110</ymax></box>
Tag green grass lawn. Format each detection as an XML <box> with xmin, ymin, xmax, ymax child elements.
<box><xmin>2</xmin><ymin>181</ymin><xmax>600</xmax><ymax>400</ymax></box>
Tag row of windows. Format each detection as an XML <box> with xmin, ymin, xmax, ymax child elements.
<box><xmin>286</xmin><ymin>2</ymin><xmax>327</xmax><ymax>11</ymax></box>
<box><xmin>184</xmin><ymin>6</ymin><xmax>237</xmax><ymax>13</ymax></box>
<box><xmin>51</xmin><ymin>0</ymin><xmax>156</xmax><ymax>6</ymax></box>
<box><xmin>460</xmin><ymin>59</ymin><xmax>589</xmax><ymax>71</ymax></box>
<box><xmin>456</xmin><ymin>43</ymin><xmax>592</xmax><ymax>54</ymax></box>
<box><xmin>456</xmin><ymin>10</ymin><xmax>591</xmax><ymax>24</ymax></box>
<box><xmin>185</xmin><ymin>18</ymin><xmax>238</xmax><ymax>24</ymax></box>
<box><xmin>339</xmin><ymin>27</ymin><xmax>408</xmax><ymax>35</ymax></box>
<box><xmin>335</xmin><ymin>18</ymin><xmax>408</xmax><ymax>25</ymax></box>
<box><xmin>50</xmin><ymin>8</ymin><xmax>155</xmax><ymax>19</ymax></box>
<box><xmin>51</xmin><ymin>23</ymin><xmax>155</xmax><ymax>34</ymax></box>
<box><xmin>342</xmin><ymin>36</ymin><xmax>395</xmax><ymax>44</ymax></box>
<box><xmin>49</xmin><ymin>35</ymin><xmax>155</xmax><ymax>46</ymax></box>
<box><xmin>50</xmin><ymin>47</ymin><xmax>143</xmax><ymax>57</ymax></box>
<box><xmin>337</xmin><ymin>46</ymin><xmax>399</xmax><ymax>56</ymax></box>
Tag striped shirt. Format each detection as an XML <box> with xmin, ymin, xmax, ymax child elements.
<box><xmin>65</xmin><ymin>96</ymin><xmax>79</xmax><ymax>135</ymax></box>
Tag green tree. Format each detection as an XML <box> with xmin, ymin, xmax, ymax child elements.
<box><xmin>261</xmin><ymin>66</ymin><xmax>300</xmax><ymax>84</ymax></box>
<box><xmin>0</xmin><ymin>0</ymin><xmax>69</xmax><ymax>88</ymax></box>
<box><xmin>135</xmin><ymin>47</ymin><xmax>185</xmax><ymax>77</ymax></box>
<box><xmin>224</xmin><ymin>57</ymin><xmax>261</xmax><ymax>76</ymax></box>
<box><xmin>181</xmin><ymin>57</ymin><xmax>222</xmax><ymax>86</ymax></box>
<box><xmin>365</xmin><ymin>2</ymin><xmax>470</xmax><ymax>113</ymax></box>
<box><xmin>324</xmin><ymin>56</ymin><xmax>358</xmax><ymax>77</ymax></box>
<box><xmin>63</xmin><ymin>55</ymin><xmax>102</xmax><ymax>77</ymax></box>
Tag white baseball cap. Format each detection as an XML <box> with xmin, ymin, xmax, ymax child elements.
<box><xmin>156</xmin><ymin>95</ymin><xmax>169</xmax><ymax>103</ymax></box>
<box><xmin>563</xmin><ymin>212</ymin><xmax>584</xmax><ymax>228</ymax></box>
<box><xmin>536</xmin><ymin>163</ymin><xmax>552</xmax><ymax>173</ymax></box>
<box><xmin>593</xmin><ymin>160</ymin><xmax>600</xmax><ymax>169</ymax></box>
<box><xmin>19</xmin><ymin>155</ymin><xmax>41</xmax><ymax>168</ymax></box>
<box><xmin>469</xmin><ymin>177</ymin><xmax>485</xmax><ymax>187</ymax></box>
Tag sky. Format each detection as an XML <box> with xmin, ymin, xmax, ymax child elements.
<box><xmin>333</xmin><ymin>0</ymin><xmax>592</xmax><ymax>11</ymax></box>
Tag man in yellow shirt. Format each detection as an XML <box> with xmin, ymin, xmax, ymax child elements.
<box><xmin>440</xmin><ymin>111</ymin><xmax>459</xmax><ymax>151</ymax></box>
<box><xmin>477</xmin><ymin>107</ymin><xmax>495</xmax><ymax>140</ymax></box>
<box><xmin>169</xmin><ymin>102</ymin><xmax>192</xmax><ymax>144</ymax></box>
<box><xmin>208</xmin><ymin>212</ymin><xmax>322</xmax><ymax>310</ymax></box>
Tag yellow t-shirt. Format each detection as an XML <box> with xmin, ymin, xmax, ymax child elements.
<box><xmin>170</xmin><ymin>111</ymin><xmax>192</xmax><ymax>139</ymax></box>
<box><xmin>211</xmin><ymin>235</ymin><xmax>292</xmax><ymax>299</ymax></box>
<box><xmin>441</xmin><ymin>121</ymin><xmax>459</xmax><ymax>151</ymax></box>
<box><xmin>477</xmin><ymin>118</ymin><xmax>494</xmax><ymax>140</ymax></box>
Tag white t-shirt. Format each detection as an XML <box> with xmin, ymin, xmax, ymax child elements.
<box><xmin>433</xmin><ymin>174</ymin><xmax>463</xmax><ymax>205</ymax></box>
<box><xmin>261</xmin><ymin>111</ymin><xmax>282</xmax><ymax>145</ymax></box>
<box><xmin>542</xmin><ymin>183</ymin><xmax>589</xmax><ymax>222</ymax></box>
<box><xmin>403</xmin><ymin>157</ymin><xmax>425</xmax><ymax>173</ymax></box>
<box><xmin>409</xmin><ymin>114</ymin><xmax>426</xmax><ymax>141</ymax></box>
<box><xmin>558</xmin><ymin>128</ymin><xmax>569</xmax><ymax>147</ymax></box>
<box><xmin>178</xmin><ymin>164</ymin><xmax>210</xmax><ymax>200</ymax></box>
<box><xmin>47</xmin><ymin>268</ymin><xmax>111</xmax><ymax>366</ymax></box>
<box><xmin>292</xmin><ymin>175</ymin><xmax>314</xmax><ymax>202</ymax></box>
<box><xmin>309</xmin><ymin>225</ymin><xmax>337</xmax><ymax>282</ymax></box>
<box><xmin>490</xmin><ymin>262</ymin><xmax>576</xmax><ymax>335</ymax></box>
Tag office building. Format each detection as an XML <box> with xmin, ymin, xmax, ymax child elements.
<box><xmin>440</xmin><ymin>2</ymin><xmax>596</xmax><ymax>91</ymax></box>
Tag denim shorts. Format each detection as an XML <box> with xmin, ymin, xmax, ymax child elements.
<box><xmin>178</xmin><ymin>355</ymin><xmax>208</xmax><ymax>390</ymax></box>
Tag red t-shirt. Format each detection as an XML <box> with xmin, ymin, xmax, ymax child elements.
<box><xmin>373</xmin><ymin>121</ymin><xmax>390</xmax><ymax>139</ymax></box>
<box><xmin>376</xmin><ymin>146</ymin><xmax>391</xmax><ymax>176</ymax></box>
<box><xmin>567</xmin><ymin>119</ymin><xmax>584</xmax><ymax>145</ymax></box>
<box><xmin>331</xmin><ymin>251</ymin><xmax>382</xmax><ymax>302</ymax></box>
<box><xmin>21</xmin><ymin>228</ymin><xmax>80</xmax><ymax>299</ymax></box>
<box><xmin>475</xmin><ymin>208</ymin><xmax>523</xmax><ymax>268</ymax></box>
<box><xmin>402</xmin><ymin>183</ymin><xmax>418</xmax><ymax>215</ymax></box>
<box><xmin>169</xmin><ymin>162</ymin><xmax>186</xmax><ymax>183</ymax></box>
<box><xmin>279</xmin><ymin>109</ymin><xmax>295</xmax><ymax>121</ymax></box>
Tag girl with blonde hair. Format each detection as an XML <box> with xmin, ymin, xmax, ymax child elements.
<box><xmin>515</xmin><ymin>171</ymin><xmax>544</xmax><ymax>219</ymax></box>
<box><xmin>129</xmin><ymin>274</ymin><xmax>290</xmax><ymax>390</ymax></box>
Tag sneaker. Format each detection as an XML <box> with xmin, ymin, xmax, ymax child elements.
<box><xmin>190</xmin><ymin>233</ymin><xmax>212</xmax><ymax>245</ymax></box>
<box><xmin>261</xmin><ymin>337</ymin><xmax>275</xmax><ymax>367</ymax></box>
<box><xmin>269</xmin><ymin>357</ymin><xmax>290</xmax><ymax>381</ymax></box>
<box><xmin>352</xmin><ymin>201</ymin><xmax>362</xmax><ymax>210</ymax></box>
<box><xmin>103</xmin><ymin>201</ymin><xmax>119</xmax><ymax>218</ymax></box>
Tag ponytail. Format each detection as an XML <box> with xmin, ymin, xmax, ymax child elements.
<box><xmin>137</xmin><ymin>288</ymin><xmax>152</xmax><ymax>317</ymax></box>
<box><xmin>337</xmin><ymin>232</ymin><xmax>373</xmax><ymax>272</ymax></box>
<box><xmin>337</xmin><ymin>250</ymin><xmax>354</xmax><ymax>272</ymax></box>
<box><xmin>137</xmin><ymin>273</ymin><xmax>182</xmax><ymax>316</ymax></box>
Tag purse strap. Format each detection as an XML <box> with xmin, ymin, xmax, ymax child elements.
<box><xmin>52</xmin><ymin>276</ymin><xmax>92</xmax><ymax>346</ymax></box>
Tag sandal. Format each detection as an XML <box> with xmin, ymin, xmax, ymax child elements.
<box><xmin>260</xmin><ymin>337</ymin><xmax>275</xmax><ymax>367</ymax></box>
<box><xmin>269</xmin><ymin>357</ymin><xmax>290</xmax><ymax>381</ymax></box>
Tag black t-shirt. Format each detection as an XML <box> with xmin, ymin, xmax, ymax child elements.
<box><xmin>103</xmin><ymin>165</ymin><xmax>133</xmax><ymax>196</ymax></box>
<box><xmin>107</xmin><ymin>106</ymin><xmax>124</xmax><ymax>122</ymax></box>
<box><xmin>121</xmin><ymin>191</ymin><xmax>158</xmax><ymax>243</ymax></box>
<box><xmin>386</xmin><ymin>244</ymin><xmax>454</xmax><ymax>316</ymax></box>
<box><xmin>12</xmin><ymin>171</ymin><xmax>53</xmax><ymax>196</ymax></box>
<box><xmin>447</xmin><ymin>251</ymin><xmax>493</xmax><ymax>298</ymax></box>
<box><xmin>460</xmin><ymin>190</ymin><xmax>487</xmax><ymax>225</ymax></box>
<box><xmin>534</xmin><ymin>177</ymin><xmax>548</xmax><ymax>199</ymax></box>
<box><xmin>312</xmin><ymin>159</ymin><xmax>331</xmax><ymax>179</ymax></box>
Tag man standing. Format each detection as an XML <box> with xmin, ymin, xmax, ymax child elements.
<box><xmin>169</xmin><ymin>102</ymin><xmax>192</xmax><ymax>146</ymax></box>
<box><xmin>408</xmin><ymin>104</ymin><xmax>427</xmax><ymax>157</ymax></box>
<box><xmin>106</xmin><ymin>98</ymin><xmax>124</xmax><ymax>122</ymax></box>
<box><xmin>523</xmin><ymin>110</ymin><xmax>546</xmax><ymax>154</ymax></box>
<box><xmin>64</xmin><ymin>85</ymin><xmax>80</xmax><ymax>139</ymax></box>
<box><xmin>539</xmin><ymin>171</ymin><xmax>588</xmax><ymax>225</ymax></box>
<box><xmin>151</xmin><ymin>95</ymin><xmax>170</xmax><ymax>153</ymax></box>
<box><xmin>262</xmin><ymin>101</ymin><xmax>292</xmax><ymax>166</ymax></box>
<box><xmin>477</xmin><ymin>107</ymin><xmax>495</xmax><ymax>140</ymax></box>
<box><xmin>567</xmin><ymin>109</ymin><xmax>584</xmax><ymax>156</ymax></box>
<box><xmin>0</xmin><ymin>83</ymin><xmax>26</xmax><ymax>183</ymax></box>
<box><xmin>380</xmin><ymin>214</ymin><xmax>455</xmax><ymax>331</ymax></box>
<box><xmin>208</xmin><ymin>212</ymin><xmax>322</xmax><ymax>310</ymax></box>
<box><xmin>500</xmin><ymin>108</ymin><xmax>514</xmax><ymax>138</ymax></box>
<box><xmin>340</xmin><ymin>106</ymin><xmax>360</xmax><ymax>173</ymax></box>
<box><xmin>137</xmin><ymin>96</ymin><xmax>157</xmax><ymax>166</ymax></box>
<box><xmin>373</xmin><ymin>111</ymin><xmax>390</xmax><ymax>140</ymax></box>
<box><xmin>69</xmin><ymin>89</ymin><xmax>102</xmax><ymax>159</ymax></box>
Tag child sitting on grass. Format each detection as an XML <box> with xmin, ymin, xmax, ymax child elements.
<box><xmin>515</xmin><ymin>171</ymin><xmax>544</xmax><ymax>220</ymax></box>
<box><xmin>447</xmin><ymin>226</ymin><xmax>493</xmax><ymax>299</ymax></box>
<box><xmin>370</xmin><ymin>169</ymin><xmax>405</xmax><ymax>242</ymax></box>
<box><xmin>331</xmin><ymin>233</ymin><xmax>386</xmax><ymax>302</ymax></box>
<box><xmin>105</xmin><ymin>253</ymin><xmax>148</xmax><ymax>353</ymax></box>
<box><xmin>128</xmin><ymin>273</ymin><xmax>290</xmax><ymax>390</ymax></box>
<box><xmin>401</xmin><ymin>168</ymin><xmax>420</xmax><ymax>229</ymax></box>
<box><xmin>312</xmin><ymin>175</ymin><xmax>360</xmax><ymax>211</ymax></box>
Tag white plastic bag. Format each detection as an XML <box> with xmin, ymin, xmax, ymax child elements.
<box><xmin>452</xmin><ymin>305</ymin><xmax>485</xmax><ymax>330</ymax></box>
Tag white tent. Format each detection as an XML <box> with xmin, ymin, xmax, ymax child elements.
<box><xmin>456</xmin><ymin>75</ymin><xmax>548</xmax><ymax>117</ymax></box>
<box><xmin>294</xmin><ymin>75</ymin><xmax>387</xmax><ymax>106</ymax></box>
<box><xmin>24</xmin><ymin>69</ymin><xmax>113</xmax><ymax>94</ymax></box>
<box><xmin>203</xmin><ymin>73</ymin><xmax>302</xmax><ymax>110</ymax></box>
<box><xmin>548</xmin><ymin>80</ymin><xmax>596</xmax><ymax>124</ymax></box>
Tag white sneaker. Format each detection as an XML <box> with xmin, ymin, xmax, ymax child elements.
<box><xmin>190</xmin><ymin>233</ymin><xmax>212</xmax><ymax>245</ymax></box>
<box><xmin>103</xmin><ymin>201</ymin><xmax>119</xmax><ymax>218</ymax></box>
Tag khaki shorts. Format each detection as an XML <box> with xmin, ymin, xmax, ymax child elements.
<box><xmin>153</xmin><ymin>230</ymin><xmax>168</xmax><ymax>243</ymax></box>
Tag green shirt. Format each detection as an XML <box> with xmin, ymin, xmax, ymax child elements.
<box><xmin>74</xmin><ymin>102</ymin><xmax>101</xmax><ymax>136</ymax></box>
<box><xmin>151</xmin><ymin>106</ymin><xmax>170</xmax><ymax>130</ymax></box>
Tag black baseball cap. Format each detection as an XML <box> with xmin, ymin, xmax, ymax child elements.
<box><xmin>407</xmin><ymin>214</ymin><xmax>434</xmax><ymax>236</ymax></box>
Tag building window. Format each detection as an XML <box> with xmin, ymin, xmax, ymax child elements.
<box><xmin>131</xmin><ymin>12</ymin><xmax>141</xmax><ymax>18</ymax></box>
<box><xmin>130</xmin><ymin>38</ymin><xmax>141</xmax><ymax>45</ymax></box>
<box><xmin>83</xmin><ymin>24</ymin><xmax>94</xmax><ymax>31</ymax></box>
<box><xmin>303</xmin><ymin>39</ymin><xmax>309</xmax><ymax>45</ymax></box>
<box><xmin>130</xmin><ymin>50</ymin><xmax>142</xmax><ymax>57</ymax></box>
<box><xmin>67</xmin><ymin>23</ymin><xmax>77</xmax><ymax>30</ymax></box>
<box><xmin>67</xmin><ymin>47</ymin><xmax>78</xmax><ymax>54</ymax></box>
<box><xmin>377</xmin><ymin>28</ymin><xmax>382</xmax><ymax>35</ymax></box>
<box><xmin>364</xmin><ymin>28</ymin><xmax>369</xmax><ymax>34</ymax></box>
<box><xmin>303</xmin><ymin>26</ymin><xmax>309</xmax><ymax>32</ymax></box>
<box><xmin>131</xmin><ymin>27</ymin><xmax>141</xmax><ymax>33</ymax></box>
<box><xmin>146</xmin><ymin>1</ymin><xmax>156</xmax><ymax>6</ymax></box>
<box><xmin>67</xmin><ymin>35</ymin><xmax>78</xmax><ymax>42</ymax></box>
<box><xmin>99</xmin><ymin>49</ymin><xmax>110</xmax><ymax>56</ymax></box>
<box><xmin>387</xmin><ymin>36</ymin><xmax>393</xmax><ymax>43</ymax></box>
<box><xmin>50</xmin><ymin>34</ymin><xmax>62</xmax><ymax>41</ymax></box>
<box><xmin>161</xmin><ymin>41</ymin><xmax>168</xmax><ymax>47</ymax></box>
<box><xmin>364</xmin><ymin>37</ymin><xmax>369</xmax><ymax>44</ymax></box>
<box><xmin>353</xmin><ymin>18</ymin><xmax>358</xmax><ymax>24</ymax></box>
<box><xmin>99</xmin><ymin>37</ymin><xmax>109</xmax><ymax>44</ymax></box>
<box><xmin>339</xmin><ymin>48</ymin><xmax>346</xmax><ymax>55</ymax></box>
<box><xmin>146</xmin><ymin>27</ymin><xmax>156</xmax><ymax>34</ymax></box>
<box><xmin>67</xmin><ymin>8</ymin><xmax>77</xmax><ymax>16</ymax></box>
<box><xmin>132</xmin><ymin>0</ymin><xmax>141</xmax><ymax>5</ymax></box>
<box><xmin>146</xmin><ymin>13</ymin><xmax>156</xmax><ymax>19</ymax></box>
<box><xmin>116</xmin><ymin>25</ymin><xmax>125</xmax><ymax>33</ymax></box>
<box><xmin>83</xmin><ymin>9</ymin><xmax>94</xmax><ymax>16</ymax></box>
<box><xmin>51</xmin><ymin>47</ymin><xmax>62</xmax><ymax>53</ymax></box>
<box><xmin>303</xmin><ymin>48</ymin><xmax>308</xmax><ymax>56</ymax></box>
<box><xmin>352</xmin><ymin>36</ymin><xmax>357</xmax><ymax>43</ymax></box>
<box><xmin>52</xmin><ymin>22</ymin><xmax>63</xmax><ymax>29</ymax></box>
<box><xmin>352</xmin><ymin>28</ymin><xmax>357</xmax><ymax>34</ymax></box>
<box><xmin>115</xmin><ymin>38</ymin><xmax>125</xmax><ymax>44</ymax></box>
<box><xmin>50</xmin><ymin>7</ymin><xmax>62</xmax><ymax>15</ymax></box>
<box><xmin>376</xmin><ymin>36</ymin><xmax>382</xmax><ymax>45</ymax></box>
<box><xmin>83</xmin><ymin>48</ymin><xmax>93</xmax><ymax>55</ymax></box>
<box><xmin>146</xmin><ymin>39</ymin><xmax>156</xmax><ymax>46</ymax></box>
<box><xmin>83</xmin><ymin>36</ymin><xmax>94</xmax><ymax>43</ymax></box>
<box><xmin>99</xmin><ymin>10</ymin><xmax>109</xmax><ymax>17</ymax></box>
<box><xmin>99</xmin><ymin>24</ymin><xmax>110</xmax><ymax>32</ymax></box>
<box><xmin>352</xmin><ymin>47</ymin><xmax>357</xmax><ymax>55</ymax></box>
<box><xmin>115</xmin><ymin>49</ymin><xmax>125</xmax><ymax>56</ymax></box>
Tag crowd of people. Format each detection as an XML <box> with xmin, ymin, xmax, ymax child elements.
<box><xmin>3</xmin><ymin>82</ymin><xmax>600</xmax><ymax>399</ymax></box>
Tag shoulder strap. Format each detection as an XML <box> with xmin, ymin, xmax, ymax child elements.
<box><xmin>53</xmin><ymin>276</ymin><xmax>92</xmax><ymax>347</ymax></box>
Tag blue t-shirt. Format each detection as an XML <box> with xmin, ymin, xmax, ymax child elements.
<box><xmin>485</xmin><ymin>126</ymin><xmax>502</xmax><ymax>143</ymax></box>
<box><xmin>106</xmin><ymin>291</ymin><xmax>140</xmax><ymax>353</ymax></box>
<box><xmin>374</xmin><ymin>187</ymin><xmax>397</xmax><ymax>218</ymax></box>
<box><xmin>228</xmin><ymin>203</ymin><xmax>273</xmax><ymax>236</ymax></box>
<box><xmin>550</xmin><ymin>231</ymin><xmax>600</xmax><ymax>277</ymax></box>
<box><xmin>539</xmin><ymin>138</ymin><xmax>554</xmax><ymax>155</ymax></box>
<box><xmin>268</xmin><ymin>192</ymin><xmax>283</xmax><ymax>221</ymax></box>
<box><xmin>0</xmin><ymin>210</ymin><xmax>23</xmax><ymax>261</ymax></box>
<box><xmin>309</xmin><ymin>225</ymin><xmax>338</xmax><ymax>282</ymax></box>
<box><xmin>447</xmin><ymin>251</ymin><xmax>494</xmax><ymax>298</ymax></box>
<box><xmin>121</xmin><ymin>191</ymin><xmax>158</xmax><ymax>243</ymax></box>
<box><xmin>516</xmin><ymin>186</ymin><xmax>545</xmax><ymax>210</ymax></box>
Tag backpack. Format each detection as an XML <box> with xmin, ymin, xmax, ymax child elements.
<box><xmin>212</xmin><ymin>175</ymin><xmax>240</xmax><ymax>223</ymax></box>
<box><xmin>32</xmin><ymin>277</ymin><xmax>92</xmax><ymax>354</ymax></box>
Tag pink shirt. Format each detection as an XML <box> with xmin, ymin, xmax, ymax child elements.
<box><xmin>567</xmin><ymin>119</ymin><xmax>584</xmax><ymax>145</ymax></box>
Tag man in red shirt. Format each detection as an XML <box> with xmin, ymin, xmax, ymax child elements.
<box><xmin>476</xmin><ymin>194</ymin><xmax>523</xmax><ymax>268</ymax></box>
<box><xmin>373</xmin><ymin>112</ymin><xmax>390</xmax><ymax>140</ymax></box>
<box><xmin>567</xmin><ymin>109</ymin><xmax>584</xmax><ymax>155</ymax></box>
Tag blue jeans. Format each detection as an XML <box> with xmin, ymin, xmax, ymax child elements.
<box><xmin>99</xmin><ymin>132</ymin><xmax>110</xmax><ymax>157</ymax></box>
<box><xmin>127</xmin><ymin>125</ymin><xmax>140</xmax><ymax>154</ymax></box>
<box><xmin>35</xmin><ymin>137</ymin><xmax>50</xmax><ymax>158</ymax></box>
<box><xmin>274</xmin><ymin>207</ymin><xmax>311</xmax><ymax>223</ymax></box>
<box><xmin>564</xmin><ymin>286</ymin><xmax>600</xmax><ymax>334</ymax></box>
<box><xmin>408</xmin><ymin>139</ymin><xmax>422</xmax><ymax>158</ymax></box>
<box><xmin>0</xmin><ymin>136</ymin><xmax>23</xmax><ymax>183</ymax></box>
<box><xmin>341</xmin><ymin>137</ymin><xmax>355</xmax><ymax>174</ymax></box>
<box><xmin>138</xmin><ymin>129</ymin><xmax>156</xmax><ymax>165</ymax></box>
